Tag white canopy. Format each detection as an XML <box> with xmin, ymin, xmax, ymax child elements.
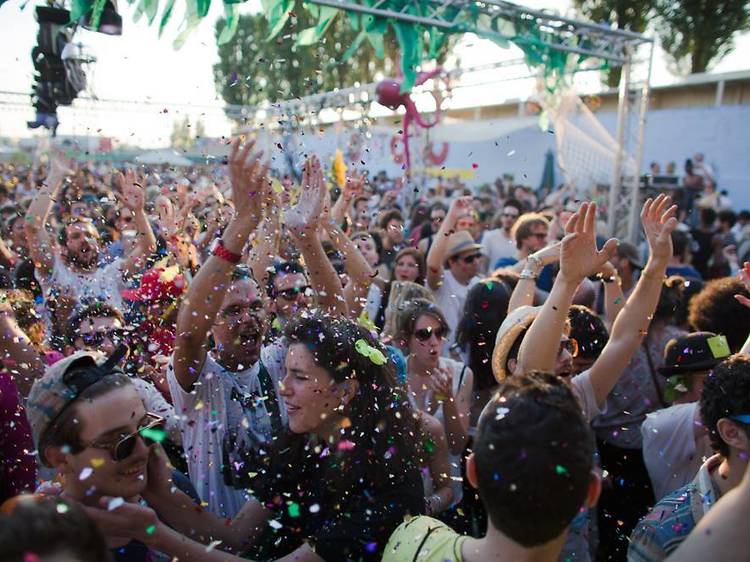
<box><xmin>135</xmin><ymin>149</ymin><xmax>192</xmax><ymax>166</ymax></box>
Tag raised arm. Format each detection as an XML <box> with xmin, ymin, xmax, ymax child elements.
<box><xmin>247</xmin><ymin>191</ymin><xmax>281</xmax><ymax>294</ymax></box>
<box><xmin>516</xmin><ymin>202</ymin><xmax>618</xmax><ymax>375</ymax></box>
<box><xmin>330</xmin><ymin>173</ymin><xmax>363</xmax><ymax>226</ymax></box>
<box><xmin>0</xmin><ymin>298</ymin><xmax>44</xmax><ymax>397</ymax></box>
<box><xmin>586</xmin><ymin>195</ymin><xmax>677</xmax><ymax>405</ymax></box>
<box><xmin>172</xmin><ymin>139</ymin><xmax>266</xmax><ymax>391</ymax></box>
<box><xmin>507</xmin><ymin>242</ymin><xmax>561</xmax><ymax>313</ymax></box>
<box><xmin>426</xmin><ymin>196</ymin><xmax>472</xmax><ymax>290</ymax></box>
<box><xmin>324</xmin><ymin>220</ymin><xmax>375</xmax><ymax>319</ymax></box>
<box><xmin>289</xmin><ymin>156</ymin><xmax>347</xmax><ymax>317</ymax></box>
<box><xmin>116</xmin><ymin>170</ymin><xmax>158</xmax><ymax>278</ymax></box>
<box><xmin>24</xmin><ymin>155</ymin><xmax>70</xmax><ymax>277</ymax></box>
<box><xmin>597</xmin><ymin>261</ymin><xmax>626</xmax><ymax>328</ymax></box>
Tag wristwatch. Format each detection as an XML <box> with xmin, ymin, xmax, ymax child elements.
<box><xmin>210</xmin><ymin>238</ymin><xmax>242</xmax><ymax>264</ymax></box>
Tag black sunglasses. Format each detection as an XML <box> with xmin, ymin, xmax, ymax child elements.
<box><xmin>81</xmin><ymin>329</ymin><xmax>125</xmax><ymax>348</ymax></box>
<box><xmin>84</xmin><ymin>413</ymin><xmax>166</xmax><ymax>462</ymax></box>
<box><xmin>462</xmin><ymin>253</ymin><xmax>482</xmax><ymax>264</ymax></box>
<box><xmin>414</xmin><ymin>327</ymin><xmax>448</xmax><ymax>342</ymax></box>
<box><xmin>275</xmin><ymin>285</ymin><xmax>312</xmax><ymax>300</ymax></box>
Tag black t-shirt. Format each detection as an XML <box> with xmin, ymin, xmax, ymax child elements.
<box><xmin>246</xmin><ymin>435</ymin><xmax>424</xmax><ymax>562</ymax></box>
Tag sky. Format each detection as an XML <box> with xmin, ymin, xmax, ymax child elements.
<box><xmin>1</xmin><ymin>0</ymin><xmax>749</xmax><ymax>147</ymax></box>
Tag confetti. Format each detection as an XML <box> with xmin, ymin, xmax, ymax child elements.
<box><xmin>140</xmin><ymin>427</ymin><xmax>167</xmax><ymax>443</ymax></box>
<box><xmin>79</xmin><ymin>467</ymin><xmax>93</xmax><ymax>480</ymax></box>
<box><xmin>90</xmin><ymin>458</ymin><xmax>105</xmax><ymax>468</ymax></box>
<box><xmin>107</xmin><ymin>497</ymin><xmax>125</xmax><ymax>511</ymax></box>
<box><xmin>288</xmin><ymin>502</ymin><xmax>300</xmax><ymax>517</ymax></box>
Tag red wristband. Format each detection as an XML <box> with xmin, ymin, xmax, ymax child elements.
<box><xmin>211</xmin><ymin>239</ymin><xmax>242</xmax><ymax>264</ymax></box>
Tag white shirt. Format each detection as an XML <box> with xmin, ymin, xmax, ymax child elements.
<box><xmin>41</xmin><ymin>254</ymin><xmax>126</xmax><ymax>311</ymax></box>
<box><xmin>431</xmin><ymin>270</ymin><xmax>479</xmax><ymax>349</ymax></box>
<box><xmin>481</xmin><ymin>228</ymin><xmax>517</xmax><ymax>270</ymax></box>
<box><xmin>129</xmin><ymin>377</ymin><xmax>181</xmax><ymax>445</ymax></box>
<box><xmin>571</xmin><ymin>368</ymin><xmax>605</xmax><ymax>423</ymax></box>
<box><xmin>641</xmin><ymin>402</ymin><xmax>712</xmax><ymax>501</ymax></box>
<box><xmin>167</xmin><ymin>341</ymin><xmax>287</xmax><ymax>518</ymax></box>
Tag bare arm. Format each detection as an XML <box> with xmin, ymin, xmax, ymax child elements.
<box><xmin>587</xmin><ymin>196</ymin><xmax>677</xmax><ymax>405</ymax></box>
<box><xmin>247</xmin><ymin>194</ymin><xmax>281</xmax><ymax>294</ymax></box>
<box><xmin>517</xmin><ymin>202</ymin><xmax>618</xmax><ymax>376</ymax></box>
<box><xmin>289</xmin><ymin>156</ymin><xmax>347</xmax><ymax>317</ymax></box>
<box><xmin>0</xmin><ymin>303</ymin><xmax>44</xmax><ymax>397</ymax></box>
<box><xmin>24</xmin><ymin>157</ymin><xmax>68</xmax><ymax>277</ymax></box>
<box><xmin>420</xmin><ymin>413</ymin><xmax>454</xmax><ymax>515</ymax></box>
<box><xmin>598</xmin><ymin>261</ymin><xmax>626</xmax><ymax>328</ymax></box>
<box><xmin>507</xmin><ymin>243</ymin><xmax>561</xmax><ymax>313</ymax></box>
<box><xmin>432</xmin><ymin>364</ymin><xmax>473</xmax><ymax>455</ymax></box>
<box><xmin>324</xmin><ymin>220</ymin><xmax>375</xmax><ymax>319</ymax></box>
<box><xmin>172</xmin><ymin>140</ymin><xmax>266</xmax><ymax>391</ymax></box>
<box><xmin>426</xmin><ymin>196</ymin><xmax>472</xmax><ymax>290</ymax></box>
<box><xmin>116</xmin><ymin>170</ymin><xmax>158</xmax><ymax>278</ymax></box>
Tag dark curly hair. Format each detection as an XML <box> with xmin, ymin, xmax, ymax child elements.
<box><xmin>568</xmin><ymin>305</ymin><xmax>608</xmax><ymax>360</ymax></box>
<box><xmin>700</xmin><ymin>354</ymin><xmax>750</xmax><ymax>457</ymax></box>
<box><xmin>689</xmin><ymin>278</ymin><xmax>750</xmax><ymax>353</ymax></box>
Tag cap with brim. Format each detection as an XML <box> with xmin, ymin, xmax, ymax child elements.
<box><xmin>616</xmin><ymin>242</ymin><xmax>644</xmax><ymax>269</ymax></box>
<box><xmin>445</xmin><ymin>230</ymin><xmax>483</xmax><ymax>261</ymax></box>
<box><xmin>26</xmin><ymin>351</ymin><xmax>104</xmax><ymax>451</ymax></box>
<box><xmin>491</xmin><ymin>305</ymin><xmax>540</xmax><ymax>382</ymax></box>
<box><xmin>658</xmin><ymin>332</ymin><xmax>731</xmax><ymax>376</ymax></box>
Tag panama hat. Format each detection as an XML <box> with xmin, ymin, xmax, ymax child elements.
<box><xmin>491</xmin><ymin>305</ymin><xmax>540</xmax><ymax>382</ymax></box>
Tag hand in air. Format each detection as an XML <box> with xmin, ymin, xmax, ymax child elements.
<box><xmin>559</xmin><ymin>202</ymin><xmax>618</xmax><ymax>283</ymax></box>
<box><xmin>641</xmin><ymin>194</ymin><xmax>678</xmax><ymax>263</ymax></box>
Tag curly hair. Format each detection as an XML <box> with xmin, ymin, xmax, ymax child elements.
<box><xmin>700</xmin><ymin>354</ymin><xmax>750</xmax><ymax>457</ymax></box>
<box><xmin>689</xmin><ymin>278</ymin><xmax>750</xmax><ymax>353</ymax></box>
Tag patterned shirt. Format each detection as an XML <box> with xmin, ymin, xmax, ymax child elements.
<box><xmin>628</xmin><ymin>455</ymin><xmax>722</xmax><ymax>562</ymax></box>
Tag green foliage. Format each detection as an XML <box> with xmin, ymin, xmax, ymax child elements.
<box><xmin>213</xmin><ymin>3</ymin><xmax>403</xmax><ymax>112</ymax></box>
<box><xmin>655</xmin><ymin>0</ymin><xmax>750</xmax><ymax>74</ymax></box>
<box><xmin>574</xmin><ymin>0</ymin><xmax>656</xmax><ymax>87</ymax></box>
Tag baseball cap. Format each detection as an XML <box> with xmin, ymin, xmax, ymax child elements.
<box><xmin>26</xmin><ymin>347</ymin><xmax>128</xmax><ymax>457</ymax></box>
<box><xmin>616</xmin><ymin>242</ymin><xmax>643</xmax><ymax>269</ymax></box>
<box><xmin>658</xmin><ymin>332</ymin><xmax>731</xmax><ymax>376</ymax></box>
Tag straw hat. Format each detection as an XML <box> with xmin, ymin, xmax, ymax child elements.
<box><xmin>491</xmin><ymin>305</ymin><xmax>540</xmax><ymax>382</ymax></box>
<box><xmin>444</xmin><ymin>230</ymin><xmax>483</xmax><ymax>261</ymax></box>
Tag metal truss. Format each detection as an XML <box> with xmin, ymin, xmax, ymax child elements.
<box><xmin>307</xmin><ymin>0</ymin><xmax>651</xmax><ymax>63</ymax></box>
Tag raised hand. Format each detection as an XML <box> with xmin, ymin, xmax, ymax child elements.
<box><xmin>559</xmin><ymin>202</ymin><xmax>618</xmax><ymax>283</ymax></box>
<box><xmin>286</xmin><ymin>155</ymin><xmax>327</xmax><ymax>235</ymax></box>
<box><xmin>227</xmin><ymin>136</ymin><xmax>267</xmax><ymax>222</ymax></box>
<box><xmin>447</xmin><ymin>196</ymin><xmax>473</xmax><ymax>223</ymax></box>
<box><xmin>641</xmin><ymin>194</ymin><xmax>678</xmax><ymax>262</ymax></box>
<box><xmin>115</xmin><ymin>169</ymin><xmax>146</xmax><ymax>212</ymax></box>
<box><xmin>47</xmin><ymin>150</ymin><xmax>76</xmax><ymax>181</ymax></box>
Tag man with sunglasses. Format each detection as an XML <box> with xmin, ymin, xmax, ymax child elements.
<box><xmin>25</xmin><ymin>349</ymin><xmax>168</xmax><ymax>561</ymax></box>
<box><xmin>426</xmin><ymin>196</ymin><xmax>483</xmax><ymax>351</ymax></box>
<box><xmin>629</xmin><ymin>354</ymin><xmax>750</xmax><ymax>562</ymax></box>
<box><xmin>266</xmin><ymin>260</ymin><xmax>313</xmax><ymax>337</ymax></box>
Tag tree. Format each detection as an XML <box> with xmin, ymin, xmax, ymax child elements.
<box><xmin>213</xmin><ymin>2</ymin><xmax>454</xmax><ymax>117</ymax></box>
<box><xmin>574</xmin><ymin>0</ymin><xmax>657</xmax><ymax>88</ymax></box>
<box><xmin>655</xmin><ymin>0</ymin><xmax>750</xmax><ymax>74</ymax></box>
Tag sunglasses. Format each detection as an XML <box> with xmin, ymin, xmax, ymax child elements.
<box><xmin>414</xmin><ymin>327</ymin><xmax>448</xmax><ymax>342</ymax></box>
<box><xmin>275</xmin><ymin>285</ymin><xmax>312</xmax><ymax>301</ymax></box>
<box><xmin>462</xmin><ymin>253</ymin><xmax>482</xmax><ymax>264</ymax></box>
<box><xmin>560</xmin><ymin>338</ymin><xmax>579</xmax><ymax>358</ymax></box>
<box><xmin>81</xmin><ymin>329</ymin><xmax>125</xmax><ymax>347</ymax></box>
<box><xmin>85</xmin><ymin>413</ymin><xmax>166</xmax><ymax>462</ymax></box>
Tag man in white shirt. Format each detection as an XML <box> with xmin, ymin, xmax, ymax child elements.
<box><xmin>481</xmin><ymin>199</ymin><xmax>522</xmax><ymax>271</ymax></box>
<box><xmin>425</xmin><ymin>196</ymin><xmax>482</xmax><ymax>349</ymax></box>
<box><xmin>642</xmin><ymin>332</ymin><xmax>730</xmax><ymax>500</ymax></box>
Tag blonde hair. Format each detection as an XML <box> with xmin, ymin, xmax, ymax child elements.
<box><xmin>382</xmin><ymin>281</ymin><xmax>435</xmax><ymax>339</ymax></box>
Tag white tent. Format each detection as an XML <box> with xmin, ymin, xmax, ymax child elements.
<box><xmin>135</xmin><ymin>149</ymin><xmax>192</xmax><ymax>166</ymax></box>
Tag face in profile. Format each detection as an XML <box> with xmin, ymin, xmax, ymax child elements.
<box><xmin>280</xmin><ymin>343</ymin><xmax>344</xmax><ymax>434</ymax></box>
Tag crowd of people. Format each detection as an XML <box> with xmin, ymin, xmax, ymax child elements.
<box><xmin>0</xmin><ymin>139</ymin><xmax>749</xmax><ymax>562</ymax></box>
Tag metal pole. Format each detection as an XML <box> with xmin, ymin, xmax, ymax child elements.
<box><xmin>626</xmin><ymin>42</ymin><xmax>654</xmax><ymax>243</ymax></box>
<box><xmin>607</xmin><ymin>48</ymin><xmax>631</xmax><ymax>237</ymax></box>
